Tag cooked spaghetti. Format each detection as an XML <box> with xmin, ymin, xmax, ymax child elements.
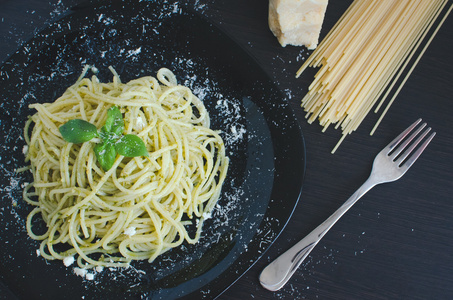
<box><xmin>23</xmin><ymin>67</ymin><xmax>229</xmax><ymax>268</ymax></box>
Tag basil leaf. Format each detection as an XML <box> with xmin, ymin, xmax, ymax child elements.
<box><xmin>99</xmin><ymin>131</ymin><xmax>116</xmax><ymax>143</ymax></box>
<box><xmin>115</xmin><ymin>134</ymin><xmax>148</xmax><ymax>157</ymax></box>
<box><xmin>102</xmin><ymin>106</ymin><xmax>124</xmax><ymax>137</ymax></box>
<box><xmin>94</xmin><ymin>142</ymin><xmax>117</xmax><ymax>171</ymax></box>
<box><xmin>59</xmin><ymin>119</ymin><xmax>98</xmax><ymax>143</ymax></box>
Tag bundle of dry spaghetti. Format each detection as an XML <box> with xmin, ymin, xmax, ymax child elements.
<box><xmin>296</xmin><ymin>0</ymin><xmax>452</xmax><ymax>153</ymax></box>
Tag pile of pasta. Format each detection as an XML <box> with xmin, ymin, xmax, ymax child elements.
<box><xmin>297</xmin><ymin>0</ymin><xmax>452</xmax><ymax>153</ymax></box>
<box><xmin>23</xmin><ymin>67</ymin><xmax>229</xmax><ymax>268</ymax></box>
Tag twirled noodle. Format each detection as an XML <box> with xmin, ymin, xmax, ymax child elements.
<box><xmin>23</xmin><ymin>67</ymin><xmax>229</xmax><ymax>268</ymax></box>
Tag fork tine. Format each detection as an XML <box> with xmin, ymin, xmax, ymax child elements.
<box><xmin>400</xmin><ymin>131</ymin><xmax>436</xmax><ymax>170</ymax></box>
<box><xmin>390</xmin><ymin>122</ymin><xmax>427</xmax><ymax>160</ymax></box>
<box><xmin>395</xmin><ymin>127</ymin><xmax>431</xmax><ymax>166</ymax></box>
<box><xmin>386</xmin><ymin>118</ymin><xmax>422</xmax><ymax>154</ymax></box>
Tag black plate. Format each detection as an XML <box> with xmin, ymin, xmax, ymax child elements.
<box><xmin>0</xmin><ymin>0</ymin><xmax>305</xmax><ymax>299</ymax></box>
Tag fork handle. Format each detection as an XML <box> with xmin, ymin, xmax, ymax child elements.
<box><xmin>259</xmin><ymin>176</ymin><xmax>378</xmax><ymax>291</ymax></box>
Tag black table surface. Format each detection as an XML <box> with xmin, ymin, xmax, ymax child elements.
<box><xmin>1</xmin><ymin>0</ymin><xmax>452</xmax><ymax>299</ymax></box>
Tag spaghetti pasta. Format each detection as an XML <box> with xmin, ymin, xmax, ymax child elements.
<box><xmin>296</xmin><ymin>0</ymin><xmax>452</xmax><ymax>153</ymax></box>
<box><xmin>23</xmin><ymin>67</ymin><xmax>229</xmax><ymax>268</ymax></box>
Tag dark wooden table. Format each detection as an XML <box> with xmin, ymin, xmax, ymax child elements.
<box><xmin>1</xmin><ymin>0</ymin><xmax>452</xmax><ymax>299</ymax></box>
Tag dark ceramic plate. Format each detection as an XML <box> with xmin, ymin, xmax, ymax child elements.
<box><xmin>0</xmin><ymin>0</ymin><xmax>305</xmax><ymax>299</ymax></box>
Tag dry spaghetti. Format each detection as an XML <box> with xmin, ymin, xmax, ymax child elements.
<box><xmin>297</xmin><ymin>0</ymin><xmax>452</xmax><ymax>153</ymax></box>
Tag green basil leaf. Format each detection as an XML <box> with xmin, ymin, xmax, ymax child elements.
<box><xmin>94</xmin><ymin>142</ymin><xmax>117</xmax><ymax>171</ymax></box>
<box><xmin>59</xmin><ymin>119</ymin><xmax>98</xmax><ymax>143</ymax></box>
<box><xmin>115</xmin><ymin>134</ymin><xmax>148</xmax><ymax>157</ymax></box>
<box><xmin>102</xmin><ymin>106</ymin><xmax>124</xmax><ymax>137</ymax></box>
<box><xmin>99</xmin><ymin>131</ymin><xmax>116</xmax><ymax>143</ymax></box>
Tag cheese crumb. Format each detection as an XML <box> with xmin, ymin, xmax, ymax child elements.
<box><xmin>269</xmin><ymin>0</ymin><xmax>328</xmax><ymax>49</ymax></box>
<box><xmin>124</xmin><ymin>227</ymin><xmax>137</xmax><ymax>237</ymax></box>
<box><xmin>95</xmin><ymin>266</ymin><xmax>104</xmax><ymax>273</ymax></box>
<box><xmin>63</xmin><ymin>256</ymin><xmax>75</xmax><ymax>267</ymax></box>
<box><xmin>202</xmin><ymin>211</ymin><xmax>212</xmax><ymax>220</ymax></box>
<box><xmin>135</xmin><ymin>116</ymin><xmax>146</xmax><ymax>131</ymax></box>
<box><xmin>73</xmin><ymin>267</ymin><xmax>88</xmax><ymax>278</ymax></box>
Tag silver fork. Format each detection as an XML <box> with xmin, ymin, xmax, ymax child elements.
<box><xmin>260</xmin><ymin>118</ymin><xmax>436</xmax><ymax>291</ymax></box>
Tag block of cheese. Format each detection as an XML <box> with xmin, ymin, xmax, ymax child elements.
<box><xmin>269</xmin><ymin>0</ymin><xmax>328</xmax><ymax>49</ymax></box>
